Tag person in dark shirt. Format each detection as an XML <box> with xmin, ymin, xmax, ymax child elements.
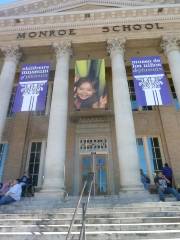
<box><xmin>140</xmin><ymin>169</ymin><xmax>150</xmax><ymax>190</ymax></box>
<box><xmin>154</xmin><ymin>171</ymin><xmax>180</xmax><ymax>202</ymax></box>
<box><xmin>162</xmin><ymin>163</ymin><xmax>173</xmax><ymax>187</ymax></box>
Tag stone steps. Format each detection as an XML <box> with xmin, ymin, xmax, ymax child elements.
<box><xmin>0</xmin><ymin>231</ymin><xmax>180</xmax><ymax>240</ymax></box>
<box><xmin>1</xmin><ymin>222</ymin><xmax>180</xmax><ymax>232</ymax></box>
<box><xmin>0</xmin><ymin>199</ymin><xmax>180</xmax><ymax>239</ymax></box>
<box><xmin>0</xmin><ymin>216</ymin><xmax>180</xmax><ymax>224</ymax></box>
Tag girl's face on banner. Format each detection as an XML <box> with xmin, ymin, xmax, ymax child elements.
<box><xmin>77</xmin><ymin>82</ymin><xmax>95</xmax><ymax>100</ymax></box>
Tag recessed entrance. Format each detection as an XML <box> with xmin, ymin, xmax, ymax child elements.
<box><xmin>81</xmin><ymin>153</ymin><xmax>107</xmax><ymax>195</ymax></box>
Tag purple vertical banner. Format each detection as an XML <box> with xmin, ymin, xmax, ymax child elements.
<box><xmin>131</xmin><ymin>56</ymin><xmax>172</xmax><ymax>106</ymax></box>
<box><xmin>13</xmin><ymin>63</ymin><xmax>50</xmax><ymax>112</ymax></box>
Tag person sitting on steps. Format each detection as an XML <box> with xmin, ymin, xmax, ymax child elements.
<box><xmin>19</xmin><ymin>172</ymin><xmax>34</xmax><ymax>197</ymax></box>
<box><xmin>154</xmin><ymin>171</ymin><xmax>180</xmax><ymax>202</ymax></box>
<box><xmin>0</xmin><ymin>179</ymin><xmax>22</xmax><ymax>205</ymax></box>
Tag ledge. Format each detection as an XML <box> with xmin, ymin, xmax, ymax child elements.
<box><xmin>69</xmin><ymin>109</ymin><xmax>114</xmax><ymax>122</ymax></box>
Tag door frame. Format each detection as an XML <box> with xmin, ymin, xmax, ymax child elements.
<box><xmin>80</xmin><ymin>153</ymin><xmax>108</xmax><ymax>195</ymax></box>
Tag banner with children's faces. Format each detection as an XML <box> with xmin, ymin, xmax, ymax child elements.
<box><xmin>74</xmin><ymin>59</ymin><xmax>107</xmax><ymax>110</ymax></box>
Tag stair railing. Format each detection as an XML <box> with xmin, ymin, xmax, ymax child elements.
<box><xmin>79</xmin><ymin>172</ymin><xmax>94</xmax><ymax>240</ymax></box>
<box><xmin>66</xmin><ymin>172</ymin><xmax>94</xmax><ymax>240</ymax></box>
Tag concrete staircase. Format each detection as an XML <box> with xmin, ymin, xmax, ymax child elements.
<box><xmin>0</xmin><ymin>196</ymin><xmax>180</xmax><ymax>239</ymax></box>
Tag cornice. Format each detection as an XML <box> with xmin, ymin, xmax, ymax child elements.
<box><xmin>0</xmin><ymin>5</ymin><xmax>179</xmax><ymax>34</ymax></box>
<box><xmin>0</xmin><ymin>0</ymin><xmax>176</xmax><ymax>17</ymax></box>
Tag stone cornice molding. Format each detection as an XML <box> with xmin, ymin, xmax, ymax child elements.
<box><xmin>1</xmin><ymin>45</ymin><xmax>21</xmax><ymax>63</ymax></box>
<box><xmin>53</xmin><ymin>41</ymin><xmax>72</xmax><ymax>59</ymax></box>
<box><xmin>107</xmin><ymin>38</ymin><xmax>126</xmax><ymax>57</ymax></box>
<box><xmin>0</xmin><ymin>0</ymin><xmax>175</xmax><ymax>17</ymax></box>
<box><xmin>161</xmin><ymin>35</ymin><xmax>180</xmax><ymax>54</ymax></box>
<box><xmin>32</xmin><ymin>0</ymin><xmax>152</xmax><ymax>15</ymax></box>
<box><xmin>0</xmin><ymin>5</ymin><xmax>180</xmax><ymax>34</ymax></box>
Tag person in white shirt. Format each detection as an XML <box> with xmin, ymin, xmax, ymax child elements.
<box><xmin>0</xmin><ymin>179</ymin><xmax>22</xmax><ymax>205</ymax></box>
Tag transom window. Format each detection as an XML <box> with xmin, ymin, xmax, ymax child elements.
<box><xmin>79</xmin><ymin>138</ymin><xmax>108</xmax><ymax>154</ymax></box>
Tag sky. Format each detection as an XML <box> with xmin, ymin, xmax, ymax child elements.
<box><xmin>0</xmin><ymin>0</ymin><xmax>17</xmax><ymax>4</ymax></box>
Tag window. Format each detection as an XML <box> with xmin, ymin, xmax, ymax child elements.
<box><xmin>79</xmin><ymin>137</ymin><xmax>108</xmax><ymax>154</ymax></box>
<box><xmin>28</xmin><ymin>142</ymin><xmax>42</xmax><ymax>186</ymax></box>
<box><xmin>128</xmin><ymin>81</ymin><xmax>153</xmax><ymax>111</ymax></box>
<box><xmin>128</xmin><ymin>81</ymin><xmax>138</xmax><ymax>111</ymax></box>
<box><xmin>136</xmin><ymin>138</ymin><xmax>147</xmax><ymax>174</ymax></box>
<box><xmin>7</xmin><ymin>86</ymin><xmax>16</xmax><ymax>117</ymax></box>
<box><xmin>136</xmin><ymin>137</ymin><xmax>164</xmax><ymax>178</ymax></box>
<box><xmin>147</xmin><ymin>137</ymin><xmax>163</xmax><ymax>171</ymax></box>
<box><xmin>169</xmin><ymin>79</ymin><xmax>180</xmax><ymax>110</ymax></box>
<box><xmin>0</xmin><ymin>143</ymin><xmax>9</xmax><ymax>181</ymax></box>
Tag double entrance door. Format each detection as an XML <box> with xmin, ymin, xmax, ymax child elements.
<box><xmin>81</xmin><ymin>154</ymin><xmax>107</xmax><ymax>195</ymax></box>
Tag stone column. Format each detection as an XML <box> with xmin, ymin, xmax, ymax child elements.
<box><xmin>107</xmin><ymin>39</ymin><xmax>142</xmax><ymax>191</ymax></box>
<box><xmin>161</xmin><ymin>36</ymin><xmax>180</xmax><ymax>101</ymax></box>
<box><xmin>0</xmin><ymin>46</ymin><xmax>21</xmax><ymax>142</ymax></box>
<box><xmin>42</xmin><ymin>41</ymin><xmax>72</xmax><ymax>194</ymax></box>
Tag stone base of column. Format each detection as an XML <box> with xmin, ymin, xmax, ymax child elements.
<box><xmin>119</xmin><ymin>187</ymin><xmax>157</xmax><ymax>203</ymax></box>
<box><xmin>35</xmin><ymin>188</ymin><xmax>67</xmax><ymax>202</ymax></box>
<box><xmin>120</xmin><ymin>184</ymin><xmax>143</xmax><ymax>192</ymax></box>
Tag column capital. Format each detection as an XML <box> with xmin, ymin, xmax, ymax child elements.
<box><xmin>1</xmin><ymin>45</ymin><xmax>21</xmax><ymax>63</ymax></box>
<box><xmin>161</xmin><ymin>35</ymin><xmax>180</xmax><ymax>55</ymax></box>
<box><xmin>107</xmin><ymin>38</ymin><xmax>126</xmax><ymax>57</ymax></box>
<box><xmin>53</xmin><ymin>41</ymin><xmax>72</xmax><ymax>59</ymax></box>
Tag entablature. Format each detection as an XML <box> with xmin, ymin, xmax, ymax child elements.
<box><xmin>0</xmin><ymin>4</ymin><xmax>180</xmax><ymax>34</ymax></box>
<box><xmin>0</xmin><ymin>0</ymin><xmax>176</xmax><ymax>18</ymax></box>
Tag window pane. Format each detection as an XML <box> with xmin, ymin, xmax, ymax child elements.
<box><xmin>152</xmin><ymin>138</ymin><xmax>159</xmax><ymax>147</ymax></box>
<box><xmin>36</xmin><ymin>143</ymin><xmax>42</xmax><ymax>152</ymax></box>
<box><xmin>31</xmin><ymin>143</ymin><xmax>36</xmax><ymax>152</ymax></box>
<box><xmin>136</xmin><ymin>138</ymin><xmax>147</xmax><ymax>174</ymax></box>
<box><xmin>28</xmin><ymin>142</ymin><xmax>42</xmax><ymax>186</ymax></box>
<box><xmin>30</xmin><ymin>153</ymin><xmax>35</xmax><ymax>163</ymax></box>
<box><xmin>29</xmin><ymin>164</ymin><xmax>34</xmax><ymax>174</ymax></box>
<box><xmin>148</xmin><ymin>137</ymin><xmax>163</xmax><ymax>172</ymax></box>
<box><xmin>7</xmin><ymin>87</ymin><xmax>16</xmax><ymax>117</ymax></box>
<box><xmin>0</xmin><ymin>144</ymin><xmax>9</xmax><ymax>181</ymax></box>
<box><xmin>34</xmin><ymin>164</ymin><xmax>39</xmax><ymax>174</ymax></box>
<box><xmin>32</xmin><ymin>175</ymin><xmax>38</xmax><ymax>186</ymax></box>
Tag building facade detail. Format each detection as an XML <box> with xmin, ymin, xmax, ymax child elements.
<box><xmin>1</xmin><ymin>0</ymin><xmax>180</xmax><ymax>198</ymax></box>
<box><xmin>107</xmin><ymin>38</ymin><xmax>125</xmax><ymax>57</ymax></box>
<box><xmin>79</xmin><ymin>137</ymin><xmax>108</xmax><ymax>154</ymax></box>
<box><xmin>53</xmin><ymin>41</ymin><xmax>72</xmax><ymax>58</ymax></box>
<box><xmin>0</xmin><ymin>0</ymin><xmax>175</xmax><ymax>17</ymax></box>
<box><xmin>1</xmin><ymin>45</ymin><xmax>21</xmax><ymax>63</ymax></box>
<box><xmin>161</xmin><ymin>36</ymin><xmax>180</xmax><ymax>54</ymax></box>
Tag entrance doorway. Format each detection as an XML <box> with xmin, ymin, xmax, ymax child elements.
<box><xmin>81</xmin><ymin>153</ymin><xmax>107</xmax><ymax>195</ymax></box>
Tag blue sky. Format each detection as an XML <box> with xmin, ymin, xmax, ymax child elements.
<box><xmin>0</xmin><ymin>0</ymin><xmax>16</xmax><ymax>4</ymax></box>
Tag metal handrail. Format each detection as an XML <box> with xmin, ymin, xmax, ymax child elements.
<box><xmin>66</xmin><ymin>180</ymin><xmax>87</xmax><ymax>240</ymax></box>
<box><xmin>79</xmin><ymin>174</ymin><xmax>94</xmax><ymax>240</ymax></box>
<box><xmin>66</xmin><ymin>172</ymin><xmax>94</xmax><ymax>240</ymax></box>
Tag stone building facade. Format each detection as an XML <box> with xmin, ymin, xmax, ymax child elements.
<box><xmin>0</xmin><ymin>0</ymin><xmax>180</xmax><ymax>196</ymax></box>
